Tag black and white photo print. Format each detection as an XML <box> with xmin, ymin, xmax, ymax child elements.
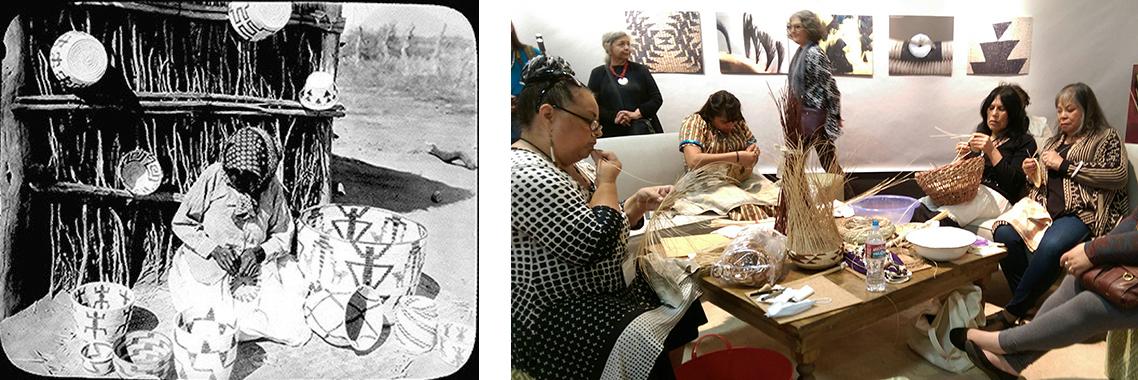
<box><xmin>0</xmin><ymin>2</ymin><xmax>476</xmax><ymax>379</ymax></box>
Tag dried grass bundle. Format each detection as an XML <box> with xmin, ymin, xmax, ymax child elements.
<box><xmin>779</xmin><ymin>143</ymin><xmax>843</xmax><ymax>266</ymax></box>
<box><xmin>768</xmin><ymin>85</ymin><xmax>845</xmax><ymax>269</ymax></box>
<box><xmin>631</xmin><ymin>162</ymin><xmax>744</xmax><ymax>299</ymax></box>
<box><xmin>636</xmin><ymin>162</ymin><xmax>742</xmax><ymax>261</ymax></box>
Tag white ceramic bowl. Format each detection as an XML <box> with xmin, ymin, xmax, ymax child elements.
<box><xmin>906</xmin><ymin>226</ymin><xmax>976</xmax><ymax>261</ymax></box>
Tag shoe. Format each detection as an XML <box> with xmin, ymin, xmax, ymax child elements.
<box><xmin>982</xmin><ymin>311</ymin><xmax>1018</xmax><ymax>331</ymax></box>
<box><xmin>949</xmin><ymin>327</ymin><xmax>967</xmax><ymax>351</ymax></box>
<box><xmin>964</xmin><ymin>340</ymin><xmax>1019</xmax><ymax>380</ymax></box>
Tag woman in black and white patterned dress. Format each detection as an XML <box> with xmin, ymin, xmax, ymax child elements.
<box><xmin>511</xmin><ymin>56</ymin><xmax>706</xmax><ymax>380</ymax></box>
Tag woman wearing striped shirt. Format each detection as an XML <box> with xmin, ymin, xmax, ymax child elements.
<box><xmin>678</xmin><ymin>90</ymin><xmax>772</xmax><ymax>221</ymax></box>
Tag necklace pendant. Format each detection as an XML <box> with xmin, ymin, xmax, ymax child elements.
<box><xmin>617</xmin><ymin>77</ymin><xmax>628</xmax><ymax>86</ymax></box>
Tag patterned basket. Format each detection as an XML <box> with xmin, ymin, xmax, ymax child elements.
<box><xmin>915</xmin><ymin>155</ymin><xmax>984</xmax><ymax>206</ymax></box>
<box><xmin>72</xmin><ymin>281</ymin><xmax>134</xmax><ymax>345</ymax></box>
<box><xmin>173</xmin><ymin>306</ymin><xmax>238</xmax><ymax>380</ymax></box>
<box><xmin>304</xmin><ymin>285</ymin><xmax>390</xmax><ymax>351</ymax></box>
<box><xmin>392</xmin><ymin>295</ymin><xmax>439</xmax><ymax>354</ymax></box>
<box><xmin>49</xmin><ymin>31</ymin><xmax>108</xmax><ymax>89</ymax></box>
<box><xmin>117</xmin><ymin>149</ymin><xmax>163</xmax><ymax>196</ymax></box>
<box><xmin>228</xmin><ymin>2</ymin><xmax>292</xmax><ymax>41</ymax></box>
<box><xmin>787</xmin><ymin>248</ymin><xmax>843</xmax><ymax>270</ymax></box>
<box><xmin>113</xmin><ymin>330</ymin><xmax>173</xmax><ymax>379</ymax></box>
<box><xmin>296</xmin><ymin>204</ymin><xmax>429</xmax><ymax>300</ymax></box>
<box><xmin>80</xmin><ymin>341</ymin><xmax>114</xmax><ymax>375</ymax></box>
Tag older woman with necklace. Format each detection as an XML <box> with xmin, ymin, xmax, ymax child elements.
<box><xmin>587</xmin><ymin>31</ymin><xmax>664</xmax><ymax>138</ymax></box>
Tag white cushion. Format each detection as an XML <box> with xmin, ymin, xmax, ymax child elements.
<box><xmin>1126</xmin><ymin>143</ymin><xmax>1138</xmax><ymax>210</ymax></box>
<box><xmin>591</xmin><ymin>133</ymin><xmax>686</xmax><ymax>200</ymax></box>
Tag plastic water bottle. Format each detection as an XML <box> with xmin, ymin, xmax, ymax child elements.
<box><xmin>865</xmin><ymin>219</ymin><xmax>887</xmax><ymax>292</ymax></box>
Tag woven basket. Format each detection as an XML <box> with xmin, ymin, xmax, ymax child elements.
<box><xmin>916</xmin><ymin>155</ymin><xmax>984</xmax><ymax>206</ymax></box>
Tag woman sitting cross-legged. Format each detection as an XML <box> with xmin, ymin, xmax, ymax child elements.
<box><xmin>673</xmin><ymin>90</ymin><xmax>779</xmax><ymax>221</ymax></box>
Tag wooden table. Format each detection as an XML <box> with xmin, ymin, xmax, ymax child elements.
<box><xmin>633</xmin><ymin>220</ymin><xmax>1007</xmax><ymax>380</ymax></box>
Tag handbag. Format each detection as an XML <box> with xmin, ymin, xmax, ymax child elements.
<box><xmin>1081</xmin><ymin>265</ymin><xmax>1138</xmax><ymax>309</ymax></box>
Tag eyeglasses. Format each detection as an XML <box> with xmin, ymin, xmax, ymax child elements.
<box><xmin>552</xmin><ymin>104</ymin><xmax>602</xmax><ymax>133</ymax></box>
<box><xmin>786</xmin><ymin>23</ymin><xmax>804</xmax><ymax>31</ymax></box>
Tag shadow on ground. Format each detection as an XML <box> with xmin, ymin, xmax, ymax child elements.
<box><xmin>230</xmin><ymin>342</ymin><xmax>268</xmax><ymax>380</ymax></box>
<box><xmin>330</xmin><ymin>155</ymin><xmax>473</xmax><ymax>213</ymax></box>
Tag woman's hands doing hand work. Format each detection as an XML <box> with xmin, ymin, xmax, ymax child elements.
<box><xmin>592</xmin><ymin>150</ymin><xmax>622</xmax><ymax>184</ymax></box>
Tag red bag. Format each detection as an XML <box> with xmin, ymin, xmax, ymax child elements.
<box><xmin>674</xmin><ymin>334</ymin><xmax>793</xmax><ymax>380</ymax></box>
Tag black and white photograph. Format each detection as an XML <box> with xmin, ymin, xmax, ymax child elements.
<box><xmin>0</xmin><ymin>2</ymin><xmax>476</xmax><ymax>379</ymax></box>
<box><xmin>716</xmin><ymin>12</ymin><xmax>793</xmax><ymax>75</ymax></box>
<box><xmin>967</xmin><ymin>17</ymin><xmax>1033</xmax><ymax>75</ymax></box>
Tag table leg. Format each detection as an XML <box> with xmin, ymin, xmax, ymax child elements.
<box><xmin>795</xmin><ymin>348</ymin><xmax>820</xmax><ymax>380</ymax></box>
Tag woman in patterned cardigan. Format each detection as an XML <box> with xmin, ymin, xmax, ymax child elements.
<box><xmin>787</xmin><ymin>10</ymin><xmax>842</xmax><ymax>173</ymax></box>
<box><xmin>511</xmin><ymin>55</ymin><xmax>705</xmax><ymax>380</ymax></box>
<box><xmin>987</xmin><ymin>83</ymin><xmax>1130</xmax><ymax>330</ymax></box>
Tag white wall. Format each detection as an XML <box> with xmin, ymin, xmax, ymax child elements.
<box><xmin>512</xmin><ymin>0</ymin><xmax>1138</xmax><ymax>171</ymax></box>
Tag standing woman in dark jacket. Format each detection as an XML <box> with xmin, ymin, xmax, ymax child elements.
<box><xmin>587</xmin><ymin>31</ymin><xmax>664</xmax><ymax>138</ymax></box>
<box><xmin>787</xmin><ymin>10</ymin><xmax>842</xmax><ymax>173</ymax></box>
<box><xmin>912</xmin><ymin>84</ymin><xmax>1038</xmax><ymax>227</ymax></box>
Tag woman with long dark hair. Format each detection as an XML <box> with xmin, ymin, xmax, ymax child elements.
<box><xmin>912</xmin><ymin>84</ymin><xmax>1038</xmax><ymax>227</ymax></box>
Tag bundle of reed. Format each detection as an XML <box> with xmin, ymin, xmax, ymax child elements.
<box><xmin>778</xmin><ymin>143</ymin><xmax>844</xmax><ymax>269</ymax></box>
<box><xmin>29</xmin><ymin>112</ymin><xmax>330</xmax><ymax>212</ymax></box>
<box><xmin>25</xmin><ymin>6</ymin><xmax>328</xmax><ymax>100</ymax></box>
<box><xmin>635</xmin><ymin>162</ymin><xmax>743</xmax><ymax>292</ymax></box>
<box><xmin>769</xmin><ymin>85</ymin><xmax>844</xmax><ymax>269</ymax></box>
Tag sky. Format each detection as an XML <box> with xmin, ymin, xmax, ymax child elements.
<box><xmin>340</xmin><ymin>3</ymin><xmax>474</xmax><ymax>39</ymax></box>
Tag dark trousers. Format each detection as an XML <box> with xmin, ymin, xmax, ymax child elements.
<box><xmin>993</xmin><ymin>215</ymin><xmax>1090</xmax><ymax>317</ymax></box>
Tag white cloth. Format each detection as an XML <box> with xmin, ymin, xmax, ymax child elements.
<box><xmin>673</xmin><ymin>174</ymin><xmax>780</xmax><ymax>216</ymax></box>
<box><xmin>600</xmin><ymin>260</ymin><xmax>701</xmax><ymax>380</ymax></box>
<box><xmin>169</xmin><ymin>162</ymin><xmax>309</xmax><ymax>346</ymax></box>
<box><xmin>919</xmin><ymin>184</ymin><xmax>1010</xmax><ymax>226</ymax></box>
<box><xmin>169</xmin><ymin>251</ymin><xmax>311</xmax><ymax>346</ymax></box>
<box><xmin>907</xmin><ymin>285</ymin><xmax>985</xmax><ymax>373</ymax></box>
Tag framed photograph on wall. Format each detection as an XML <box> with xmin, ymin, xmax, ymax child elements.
<box><xmin>626</xmin><ymin>10</ymin><xmax>704</xmax><ymax>74</ymax></box>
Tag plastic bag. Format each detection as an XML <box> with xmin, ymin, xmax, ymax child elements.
<box><xmin>710</xmin><ymin>225</ymin><xmax>788</xmax><ymax>287</ymax></box>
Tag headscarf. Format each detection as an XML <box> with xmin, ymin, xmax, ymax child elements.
<box><xmin>222</xmin><ymin>127</ymin><xmax>281</xmax><ymax>219</ymax></box>
<box><xmin>222</xmin><ymin>126</ymin><xmax>281</xmax><ymax>192</ymax></box>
